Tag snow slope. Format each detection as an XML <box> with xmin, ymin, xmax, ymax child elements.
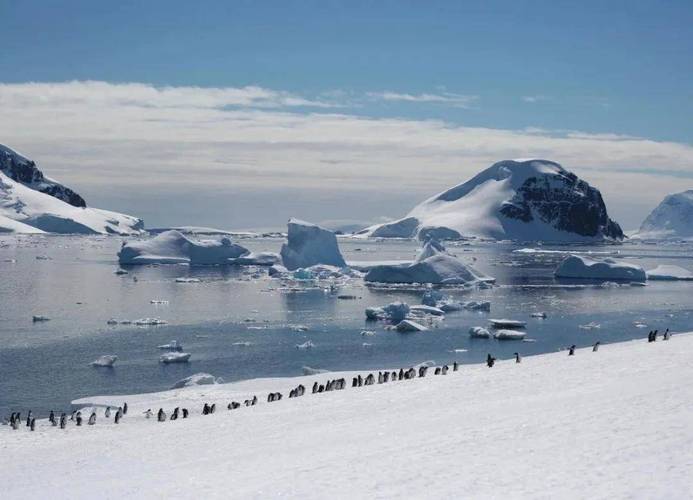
<box><xmin>4</xmin><ymin>335</ymin><xmax>692</xmax><ymax>498</ymax></box>
<box><xmin>633</xmin><ymin>190</ymin><xmax>693</xmax><ymax>240</ymax></box>
<box><xmin>359</xmin><ymin>159</ymin><xmax>624</xmax><ymax>242</ymax></box>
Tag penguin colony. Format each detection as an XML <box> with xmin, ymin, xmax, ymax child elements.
<box><xmin>2</xmin><ymin>330</ymin><xmax>673</xmax><ymax>432</ymax></box>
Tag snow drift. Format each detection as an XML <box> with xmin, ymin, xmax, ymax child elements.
<box><xmin>118</xmin><ymin>230</ymin><xmax>249</xmax><ymax>265</ymax></box>
<box><xmin>633</xmin><ymin>190</ymin><xmax>693</xmax><ymax>240</ymax></box>
<box><xmin>280</xmin><ymin>218</ymin><xmax>346</xmax><ymax>270</ymax></box>
<box><xmin>0</xmin><ymin>144</ymin><xmax>143</xmax><ymax>235</ymax></box>
<box><xmin>359</xmin><ymin>159</ymin><xmax>623</xmax><ymax>242</ymax></box>
<box><xmin>555</xmin><ymin>255</ymin><xmax>647</xmax><ymax>282</ymax></box>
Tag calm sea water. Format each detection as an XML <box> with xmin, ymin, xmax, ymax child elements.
<box><xmin>1</xmin><ymin>234</ymin><xmax>692</xmax><ymax>417</ymax></box>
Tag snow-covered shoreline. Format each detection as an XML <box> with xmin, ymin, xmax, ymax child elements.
<box><xmin>2</xmin><ymin>333</ymin><xmax>692</xmax><ymax>499</ymax></box>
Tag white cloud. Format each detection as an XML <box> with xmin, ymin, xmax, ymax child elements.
<box><xmin>367</xmin><ymin>91</ymin><xmax>479</xmax><ymax>108</ymax></box>
<box><xmin>0</xmin><ymin>81</ymin><xmax>691</xmax><ymax>229</ymax></box>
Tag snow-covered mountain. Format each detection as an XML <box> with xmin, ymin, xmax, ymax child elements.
<box><xmin>358</xmin><ymin>159</ymin><xmax>624</xmax><ymax>242</ymax></box>
<box><xmin>632</xmin><ymin>190</ymin><xmax>693</xmax><ymax>240</ymax></box>
<box><xmin>0</xmin><ymin>144</ymin><xmax>143</xmax><ymax>234</ymax></box>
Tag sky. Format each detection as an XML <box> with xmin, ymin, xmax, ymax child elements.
<box><xmin>1</xmin><ymin>0</ymin><xmax>692</xmax><ymax>231</ymax></box>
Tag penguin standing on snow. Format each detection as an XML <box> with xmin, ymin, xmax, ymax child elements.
<box><xmin>453</xmin><ymin>362</ymin><xmax>459</xmax><ymax>372</ymax></box>
<box><xmin>49</xmin><ymin>410</ymin><xmax>56</xmax><ymax>426</ymax></box>
<box><xmin>157</xmin><ymin>409</ymin><xmax>166</xmax><ymax>422</ymax></box>
<box><xmin>75</xmin><ymin>412</ymin><xmax>83</xmax><ymax>426</ymax></box>
<box><xmin>105</xmin><ymin>407</ymin><xmax>111</xmax><ymax>418</ymax></box>
<box><xmin>182</xmin><ymin>408</ymin><xmax>189</xmax><ymax>418</ymax></box>
<box><xmin>30</xmin><ymin>418</ymin><xmax>36</xmax><ymax>431</ymax></box>
<box><xmin>568</xmin><ymin>345</ymin><xmax>576</xmax><ymax>356</ymax></box>
<box><xmin>123</xmin><ymin>402</ymin><xmax>128</xmax><ymax>415</ymax></box>
<box><xmin>663</xmin><ymin>329</ymin><xmax>670</xmax><ymax>340</ymax></box>
<box><xmin>486</xmin><ymin>354</ymin><xmax>495</xmax><ymax>368</ymax></box>
<box><xmin>514</xmin><ymin>352</ymin><xmax>521</xmax><ymax>363</ymax></box>
<box><xmin>59</xmin><ymin>413</ymin><xmax>67</xmax><ymax>429</ymax></box>
<box><xmin>26</xmin><ymin>410</ymin><xmax>32</xmax><ymax>427</ymax></box>
<box><xmin>88</xmin><ymin>412</ymin><xmax>97</xmax><ymax>425</ymax></box>
<box><xmin>144</xmin><ymin>409</ymin><xmax>153</xmax><ymax>419</ymax></box>
<box><xmin>592</xmin><ymin>341</ymin><xmax>600</xmax><ymax>352</ymax></box>
<box><xmin>114</xmin><ymin>410</ymin><xmax>121</xmax><ymax>424</ymax></box>
<box><xmin>170</xmin><ymin>408</ymin><xmax>179</xmax><ymax>420</ymax></box>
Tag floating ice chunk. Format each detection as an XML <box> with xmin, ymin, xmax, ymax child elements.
<box><xmin>302</xmin><ymin>366</ymin><xmax>328</xmax><ymax>375</ymax></box>
<box><xmin>646</xmin><ymin>265</ymin><xmax>693</xmax><ymax>281</ymax></box>
<box><xmin>228</xmin><ymin>252</ymin><xmax>281</xmax><ymax>266</ymax></box>
<box><xmin>409</xmin><ymin>304</ymin><xmax>445</xmax><ymax>316</ymax></box>
<box><xmin>118</xmin><ymin>230</ymin><xmax>249</xmax><ymax>265</ymax></box>
<box><xmin>469</xmin><ymin>326</ymin><xmax>491</xmax><ymax>338</ymax></box>
<box><xmin>366</xmin><ymin>301</ymin><xmax>411</xmax><ymax>322</ymax></box>
<box><xmin>493</xmin><ymin>329</ymin><xmax>527</xmax><ymax>340</ymax></box>
<box><xmin>232</xmin><ymin>341</ymin><xmax>252</xmax><ymax>347</ymax></box>
<box><xmin>175</xmin><ymin>277</ymin><xmax>201</xmax><ymax>283</ymax></box>
<box><xmin>291</xmin><ymin>325</ymin><xmax>309</xmax><ymax>332</ymax></box>
<box><xmin>159</xmin><ymin>352</ymin><xmax>191</xmax><ymax>364</ymax></box>
<box><xmin>170</xmin><ymin>373</ymin><xmax>220</xmax><ymax>389</ymax></box>
<box><xmin>90</xmin><ymin>355</ymin><xmax>117</xmax><ymax>367</ymax></box>
<box><xmin>633</xmin><ymin>321</ymin><xmax>648</xmax><ymax>328</ymax></box>
<box><xmin>365</xmin><ymin>252</ymin><xmax>494</xmax><ymax>285</ymax></box>
<box><xmin>579</xmin><ymin>322</ymin><xmax>601</xmax><ymax>330</ymax></box>
<box><xmin>360</xmin><ymin>330</ymin><xmax>376</xmax><ymax>336</ymax></box>
<box><xmin>395</xmin><ymin>319</ymin><xmax>428</xmax><ymax>332</ymax></box>
<box><xmin>295</xmin><ymin>341</ymin><xmax>315</xmax><ymax>349</ymax></box>
<box><xmin>555</xmin><ymin>255</ymin><xmax>646</xmax><ymax>282</ymax></box>
<box><xmin>134</xmin><ymin>318</ymin><xmax>168</xmax><ymax>326</ymax></box>
<box><xmin>157</xmin><ymin>340</ymin><xmax>183</xmax><ymax>351</ymax></box>
<box><xmin>32</xmin><ymin>315</ymin><xmax>50</xmax><ymax>322</ymax></box>
<box><xmin>422</xmin><ymin>290</ymin><xmax>445</xmax><ymax>307</ymax></box>
<box><xmin>280</xmin><ymin>218</ymin><xmax>346</xmax><ymax>270</ymax></box>
<box><xmin>488</xmin><ymin>319</ymin><xmax>526</xmax><ymax>329</ymax></box>
<box><xmin>462</xmin><ymin>301</ymin><xmax>491</xmax><ymax>312</ymax></box>
<box><xmin>268</xmin><ymin>264</ymin><xmax>289</xmax><ymax>277</ymax></box>
<box><xmin>531</xmin><ymin>312</ymin><xmax>547</xmax><ymax>318</ymax></box>
<box><xmin>114</xmin><ymin>269</ymin><xmax>128</xmax><ymax>275</ymax></box>
<box><xmin>150</xmin><ymin>299</ymin><xmax>169</xmax><ymax>305</ymax></box>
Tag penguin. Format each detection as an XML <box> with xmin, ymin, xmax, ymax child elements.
<box><xmin>144</xmin><ymin>409</ymin><xmax>153</xmax><ymax>419</ymax></box>
<box><xmin>88</xmin><ymin>412</ymin><xmax>96</xmax><ymax>425</ymax></box>
<box><xmin>157</xmin><ymin>408</ymin><xmax>166</xmax><ymax>422</ymax></box>
<box><xmin>76</xmin><ymin>412</ymin><xmax>83</xmax><ymax>426</ymax></box>
<box><xmin>170</xmin><ymin>408</ymin><xmax>179</xmax><ymax>420</ymax></box>
<box><xmin>398</xmin><ymin>369</ymin><xmax>404</xmax><ymax>381</ymax></box>
<box><xmin>653</xmin><ymin>329</ymin><xmax>658</xmax><ymax>341</ymax></box>
<box><xmin>664</xmin><ymin>329</ymin><xmax>670</xmax><ymax>340</ymax></box>
<box><xmin>351</xmin><ymin>377</ymin><xmax>357</xmax><ymax>388</ymax></box>
<box><xmin>314</xmin><ymin>381</ymin><xmax>320</xmax><ymax>393</ymax></box>
<box><xmin>453</xmin><ymin>362</ymin><xmax>459</xmax><ymax>372</ymax></box>
<box><xmin>123</xmin><ymin>402</ymin><xmax>128</xmax><ymax>415</ymax></box>
<box><xmin>384</xmin><ymin>372</ymin><xmax>390</xmax><ymax>383</ymax></box>
<box><xmin>568</xmin><ymin>345</ymin><xmax>576</xmax><ymax>356</ymax></box>
<box><xmin>391</xmin><ymin>371</ymin><xmax>397</xmax><ymax>381</ymax></box>
<box><xmin>30</xmin><ymin>418</ymin><xmax>36</xmax><ymax>431</ymax></box>
<box><xmin>26</xmin><ymin>410</ymin><xmax>32</xmax><ymax>427</ymax></box>
<box><xmin>365</xmin><ymin>374</ymin><xmax>374</xmax><ymax>385</ymax></box>
<box><xmin>70</xmin><ymin>411</ymin><xmax>76</xmax><ymax>421</ymax></box>
<box><xmin>105</xmin><ymin>407</ymin><xmax>111</xmax><ymax>418</ymax></box>
<box><xmin>434</xmin><ymin>367</ymin><xmax>441</xmax><ymax>375</ymax></box>
<box><xmin>203</xmin><ymin>403</ymin><xmax>210</xmax><ymax>415</ymax></box>
<box><xmin>59</xmin><ymin>413</ymin><xmax>67</xmax><ymax>429</ymax></box>
<box><xmin>251</xmin><ymin>395</ymin><xmax>257</xmax><ymax>406</ymax></box>
<box><xmin>9</xmin><ymin>413</ymin><xmax>15</xmax><ymax>428</ymax></box>
<box><xmin>418</xmin><ymin>366</ymin><xmax>425</xmax><ymax>377</ymax></box>
<box><xmin>592</xmin><ymin>341</ymin><xmax>600</xmax><ymax>352</ymax></box>
<box><xmin>442</xmin><ymin>365</ymin><xmax>448</xmax><ymax>375</ymax></box>
<box><xmin>514</xmin><ymin>352</ymin><xmax>521</xmax><ymax>363</ymax></box>
<box><xmin>267</xmin><ymin>393</ymin><xmax>274</xmax><ymax>403</ymax></box>
<box><xmin>318</xmin><ymin>385</ymin><xmax>324</xmax><ymax>393</ymax></box>
<box><xmin>49</xmin><ymin>410</ymin><xmax>56</xmax><ymax>426</ymax></box>
<box><xmin>357</xmin><ymin>375</ymin><xmax>363</xmax><ymax>387</ymax></box>
<box><xmin>182</xmin><ymin>408</ymin><xmax>189</xmax><ymax>418</ymax></box>
<box><xmin>486</xmin><ymin>354</ymin><xmax>495</xmax><ymax>368</ymax></box>
<box><xmin>114</xmin><ymin>410</ymin><xmax>121</xmax><ymax>424</ymax></box>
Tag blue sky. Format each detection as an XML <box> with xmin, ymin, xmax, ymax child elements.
<box><xmin>1</xmin><ymin>0</ymin><xmax>692</xmax><ymax>230</ymax></box>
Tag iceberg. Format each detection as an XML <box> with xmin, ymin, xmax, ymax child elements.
<box><xmin>488</xmin><ymin>319</ymin><xmax>527</xmax><ymax>329</ymax></box>
<box><xmin>555</xmin><ymin>255</ymin><xmax>646</xmax><ymax>282</ymax></box>
<box><xmin>280</xmin><ymin>218</ymin><xmax>346</xmax><ymax>270</ymax></box>
<box><xmin>159</xmin><ymin>352</ymin><xmax>191</xmax><ymax>364</ymax></box>
<box><xmin>90</xmin><ymin>355</ymin><xmax>118</xmax><ymax>367</ymax></box>
<box><xmin>395</xmin><ymin>319</ymin><xmax>428</xmax><ymax>332</ymax></box>
<box><xmin>469</xmin><ymin>326</ymin><xmax>491</xmax><ymax>338</ymax></box>
<box><xmin>409</xmin><ymin>305</ymin><xmax>446</xmax><ymax>316</ymax></box>
<box><xmin>118</xmin><ymin>230</ymin><xmax>249</xmax><ymax>265</ymax></box>
<box><xmin>493</xmin><ymin>329</ymin><xmax>527</xmax><ymax>340</ymax></box>
<box><xmin>632</xmin><ymin>190</ymin><xmax>693</xmax><ymax>240</ymax></box>
<box><xmin>365</xmin><ymin>301</ymin><xmax>410</xmax><ymax>322</ymax></box>
<box><xmin>646</xmin><ymin>265</ymin><xmax>693</xmax><ymax>281</ymax></box>
<box><xmin>229</xmin><ymin>252</ymin><xmax>281</xmax><ymax>266</ymax></box>
<box><xmin>170</xmin><ymin>373</ymin><xmax>221</xmax><ymax>389</ymax></box>
<box><xmin>158</xmin><ymin>340</ymin><xmax>183</xmax><ymax>352</ymax></box>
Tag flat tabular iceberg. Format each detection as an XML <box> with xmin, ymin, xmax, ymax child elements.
<box><xmin>280</xmin><ymin>218</ymin><xmax>346</xmax><ymax>270</ymax></box>
<box><xmin>118</xmin><ymin>230</ymin><xmax>249</xmax><ymax>265</ymax></box>
<box><xmin>555</xmin><ymin>255</ymin><xmax>646</xmax><ymax>282</ymax></box>
<box><xmin>90</xmin><ymin>355</ymin><xmax>118</xmax><ymax>367</ymax></box>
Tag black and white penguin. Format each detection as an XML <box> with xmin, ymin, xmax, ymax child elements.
<box><xmin>453</xmin><ymin>362</ymin><xmax>459</xmax><ymax>372</ymax></box>
<box><xmin>251</xmin><ymin>396</ymin><xmax>257</xmax><ymax>406</ymax></box>
<box><xmin>144</xmin><ymin>409</ymin><xmax>153</xmax><ymax>419</ymax></box>
<box><xmin>59</xmin><ymin>413</ymin><xmax>67</xmax><ymax>429</ymax></box>
<box><xmin>434</xmin><ymin>367</ymin><xmax>441</xmax><ymax>375</ymax></box>
<box><xmin>202</xmin><ymin>403</ymin><xmax>210</xmax><ymax>415</ymax></box>
<box><xmin>592</xmin><ymin>341</ymin><xmax>600</xmax><ymax>352</ymax></box>
<box><xmin>70</xmin><ymin>411</ymin><xmax>76</xmax><ymax>421</ymax></box>
<box><xmin>182</xmin><ymin>408</ymin><xmax>189</xmax><ymax>418</ymax></box>
<box><xmin>568</xmin><ymin>345</ymin><xmax>576</xmax><ymax>356</ymax></box>
<box><xmin>514</xmin><ymin>352</ymin><xmax>521</xmax><ymax>363</ymax></box>
<box><xmin>105</xmin><ymin>407</ymin><xmax>111</xmax><ymax>418</ymax></box>
<box><xmin>357</xmin><ymin>375</ymin><xmax>363</xmax><ymax>387</ymax></box>
<box><xmin>170</xmin><ymin>408</ymin><xmax>179</xmax><ymax>420</ymax></box>
<box><xmin>398</xmin><ymin>369</ymin><xmax>404</xmax><ymax>381</ymax></box>
<box><xmin>30</xmin><ymin>418</ymin><xmax>36</xmax><ymax>431</ymax></box>
<box><xmin>49</xmin><ymin>410</ymin><xmax>56</xmax><ymax>426</ymax></box>
<box><xmin>157</xmin><ymin>408</ymin><xmax>166</xmax><ymax>422</ymax></box>
<box><xmin>26</xmin><ymin>410</ymin><xmax>32</xmax><ymax>427</ymax></box>
<box><xmin>123</xmin><ymin>402</ymin><xmax>128</xmax><ymax>415</ymax></box>
<box><xmin>114</xmin><ymin>410</ymin><xmax>121</xmax><ymax>424</ymax></box>
<box><xmin>88</xmin><ymin>412</ymin><xmax>96</xmax><ymax>425</ymax></box>
<box><xmin>76</xmin><ymin>412</ymin><xmax>83</xmax><ymax>426</ymax></box>
<box><xmin>442</xmin><ymin>365</ymin><xmax>448</xmax><ymax>375</ymax></box>
<box><xmin>384</xmin><ymin>372</ymin><xmax>390</xmax><ymax>383</ymax></box>
<box><xmin>663</xmin><ymin>329</ymin><xmax>670</xmax><ymax>340</ymax></box>
<box><xmin>486</xmin><ymin>354</ymin><xmax>495</xmax><ymax>368</ymax></box>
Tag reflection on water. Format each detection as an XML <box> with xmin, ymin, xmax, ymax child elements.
<box><xmin>1</xmin><ymin>235</ymin><xmax>692</xmax><ymax>416</ymax></box>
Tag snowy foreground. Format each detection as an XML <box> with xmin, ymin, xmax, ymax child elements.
<box><xmin>3</xmin><ymin>335</ymin><xmax>693</xmax><ymax>499</ymax></box>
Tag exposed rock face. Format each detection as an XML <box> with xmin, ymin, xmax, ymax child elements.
<box><xmin>360</xmin><ymin>159</ymin><xmax>624</xmax><ymax>242</ymax></box>
<box><xmin>0</xmin><ymin>144</ymin><xmax>86</xmax><ymax>207</ymax></box>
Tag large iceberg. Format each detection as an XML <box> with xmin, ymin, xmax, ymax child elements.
<box><xmin>118</xmin><ymin>230</ymin><xmax>249</xmax><ymax>265</ymax></box>
<box><xmin>555</xmin><ymin>255</ymin><xmax>646</xmax><ymax>282</ymax></box>
<box><xmin>364</xmin><ymin>239</ymin><xmax>494</xmax><ymax>285</ymax></box>
<box><xmin>280</xmin><ymin>218</ymin><xmax>346</xmax><ymax>270</ymax></box>
<box><xmin>632</xmin><ymin>190</ymin><xmax>693</xmax><ymax>240</ymax></box>
<box><xmin>358</xmin><ymin>159</ymin><xmax>623</xmax><ymax>242</ymax></box>
<box><xmin>0</xmin><ymin>144</ymin><xmax>144</xmax><ymax>235</ymax></box>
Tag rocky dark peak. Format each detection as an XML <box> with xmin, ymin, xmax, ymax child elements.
<box><xmin>0</xmin><ymin>145</ymin><xmax>86</xmax><ymax>208</ymax></box>
<box><xmin>499</xmin><ymin>172</ymin><xmax>624</xmax><ymax>239</ymax></box>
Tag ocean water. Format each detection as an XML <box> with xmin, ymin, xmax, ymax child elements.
<box><xmin>1</xmin><ymin>234</ymin><xmax>692</xmax><ymax>417</ymax></box>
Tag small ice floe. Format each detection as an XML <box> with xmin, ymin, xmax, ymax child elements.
<box><xmin>531</xmin><ymin>312</ymin><xmax>547</xmax><ymax>319</ymax></box>
<box><xmin>35</xmin><ymin>255</ymin><xmax>51</xmax><ymax>260</ymax></box>
<box><xmin>488</xmin><ymin>319</ymin><xmax>526</xmax><ymax>329</ymax></box>
<box><xmin>494</xmin><ymin>329</ymin><xmax>527</xmax><ymax>340</ymax></box>
<box><xmin>114</xmin><ymin>269</ymin><xmax>128</xmax><ymax>275</ymax></box>
<box><xmin>90</xmin><ymin>355</ymin><xmax>118</xmax><ymax>367</ymax></box>
<box><xmin>295</xmin><ymin>341</ymin><xmax>315</xmax><ymax>349</ymax></box>
<box><xmin>232</xmin><ymin>341</ymin><xmax>252</xmax><ymax>347</ymax></box>
<box><xmin>32</xmin><ymin>315</ymin><xmax>50</xmax><ymax>322</ymax></box>
<box><xmin>150</xmin><ymin>299</ymin><xmax>169</xmax><ymax>305</ymax></box>
<box><xmin>302</xmin><ymin>366</ymin><xmax>328</xmax><ymax>375</ymax></box>
<box><xmin>337</xmin><ymin>294</ymin><xmax>358</xmax><ymax>300</ymax></box>
<box><xmin>633</xmin><ymin>320</ymin><xmax>648</xmax><ymax>328</ymax></box>
<box><xmin>409</xmin><ymin>305</ymin><xmax>445</xmax><ymax>316</ymax></box>
<box><xmin>291</xmin><ymin>325</ymin><xmax>309</xmax><ymax>332</ymax></box>
<box><xmin>134</xmin><ymin>318</ymin><xmax>168</xmax><ymax>326</ymax></box>
<box><xmin>360</xmin><ymin>330</ymin><xmax>375</xmax><ymax>336</ymax></box>
<box><xmin>159</xmin><ymin>352</ymin><xmax>191</xmax><ymax>364</ymax></box>
<box><xmin>170</xmin><ymin>373</ymin><xmax>221</xmax><ymax>389</ymax></box>
<box><xmin>157</xmin><ymin>340</ymin><xmax>183</xmax><ymax>351</ymax></box>
<box><xmin>365</xmin><ymin>301</ymin><xmax>410</xmax><ymax>322</ymax></box>
<box><xmin>462</xmin><ymin>301</ymin><xmax>491</xmax><ymax>312</ymax></box>
<box><xmin>469</xmin><ymin>326</ymin><xmax>491</xmax><ymax>338</ymax></box>
<box><xmin>453</xmin><ymin>348</ymin><xmax>468</xmax><ymax>353</ymax></box>
<box><xmin>362</xmin><ymin>342</ymin><xmax>373</xmax><ymax>347</ymax></box>
<box><xmin>599</xmin><ymin>281</ymin><xmax>624</xmax><ymax>289</ymax></box>
<box><xmin>579</xmin><ymin>321</ymin><xmax>601</xmax><ymax>330</ymax></box>
<box><xmin>395</xmin><ymin>319</ymin><xmax>428</xmax><ymax>333</ymax></box>
<box><xmin>175</xmin><ymin>277</ymin><xmax>201</xmax><ymax>283</ymax></box>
